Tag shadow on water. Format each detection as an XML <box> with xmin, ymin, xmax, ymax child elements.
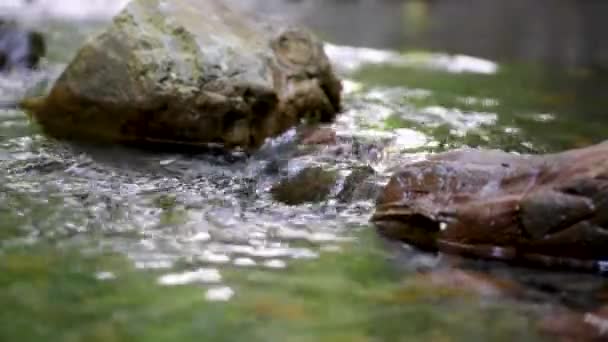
<box><xmin>0</xmin><ymin>0</ymin><xmax>608</xmax><ymax>341</ymax></box>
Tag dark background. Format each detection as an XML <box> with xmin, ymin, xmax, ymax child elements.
<box><xmin>232</xmin><ymin>0</ymin><xmax>608</xmax><ymax>70</ymax></box>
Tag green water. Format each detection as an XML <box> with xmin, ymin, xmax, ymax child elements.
<box><xmin>1</xmin><ymin>19</ymin><xmax>608</xmax><ymax>342</ymax></box>
<box><xmin>0</xmin><ymin>233</ymin><xmax>544</xmax><ymax>342</ymax></box>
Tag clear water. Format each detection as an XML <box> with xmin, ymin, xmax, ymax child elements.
<box><xmin>1</xmin><ymin>7</ymin><xmax>608</xmax><ymax>341</ymax></box>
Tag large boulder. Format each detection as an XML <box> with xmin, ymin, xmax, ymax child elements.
<box><xmin>372</xmin><ymin>141</ymin><xmax>608</xmax><ymax>272</ymax></box>
<box><xmin>22</xmin><ymin>0</ymin><xmax>341</xmax><ymax>150</ymax></box>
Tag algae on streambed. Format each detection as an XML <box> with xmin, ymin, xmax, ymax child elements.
<box><xmin>0</xmin><ymin>231</ymin><xmax>543</xmax><ymax>342</ymax></box>
<box><xmin>2</xmin><ymin>17</ymin><xmax>608</xmax><ymax>342</ymax></box>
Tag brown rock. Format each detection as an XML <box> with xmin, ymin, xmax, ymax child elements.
<box><xmin>371</xmin><ymin>141</ymin><xmax>608</xmax><ymax>271</ymax></box>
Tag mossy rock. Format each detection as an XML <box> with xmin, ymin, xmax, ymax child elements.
<box><xmin>22</xmin><ymin>0</ymin><xmax>341</xmax><ymax>151</ymax></box>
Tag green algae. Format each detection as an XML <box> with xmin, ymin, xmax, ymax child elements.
<box><xmin>0</xmin><ymin>231</ymin><xmax>544</xmax><ymax>342</ymax></box>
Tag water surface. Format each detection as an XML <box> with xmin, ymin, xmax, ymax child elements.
<box><xmin>1</xmin><ymin>3</ymin><xmax>608</xmax><ymax>341</ymax></box>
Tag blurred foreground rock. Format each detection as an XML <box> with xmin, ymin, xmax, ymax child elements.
<box><xmin>372</xmin><ymin>141</ymin><xmax>608</xmax><ymax>272</ymax></box>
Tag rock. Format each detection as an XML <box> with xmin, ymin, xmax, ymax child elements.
<box><xmin>0</xmin><ymin>20</ymin><xmax>45</xmax><ymax>72</ymax></box>
<box><xmin>371</xmin><ymin>141</ymin><xmax>608</xmax><ymax>272</ymax></box>
<box><xmin>271</xmin><ymin>166</ymin><xmax>337</xmax><ymax>205</ymax></box>
<box><xmin>337</xmin><ymin>165</ymin><xmax>380</xmax><ymax>203</ymax></box>
<box><xmin>21</xmin><ymin>0</ymin><xmax>341</xmax><ymax>151</ymax></box>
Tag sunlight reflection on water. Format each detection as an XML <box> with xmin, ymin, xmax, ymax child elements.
<box><xmin>326</xmin><ymin>44</ymin><xmax>498</xmax><ymax>75</ymax></box>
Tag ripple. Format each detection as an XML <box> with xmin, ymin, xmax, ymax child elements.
<box><xmin>234</xmin><ymin>257</ymin><xmax>257</xmax><ymax>267</ymax></box>
<box><xmin>95</xmin><ymin>271</ymin><xmax>116</xmax><ymax>281</ymax></box>
<box><xmin>419</xmin><ymin>105</ymin><xmax>498</xmax><ymax>133</ymax></box>
<box><xmin>134</xmin><ymin>259</ymin><xmax>174</xmax><ymax>270</ymax></box>
<box><xmin>158</xmin><ymin>268</ymin><xmax>222</xmax><ymax>286</ymax></box>
<box><xmin>263</xmin><ymin>259</ymin><xmax>287</xmax><ymax>269</ymax></box>
<box><xmin>205</xmin><ymin>286</ymin><xmax>235</xmax><ymax>302</ymax></box>
<box><xmin>198</xmin><ymin>251</ymin><xmax>231</xmax><ymax>264</ymax></box>
<box><xmin>325</xmin><ymin>44</ymin><xmax>498</xmax><ymax>75</ymax></box>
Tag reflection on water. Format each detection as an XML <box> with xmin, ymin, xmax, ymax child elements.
<box><xmin>1</xmin><ymin>1</ymin><xmax>608</xmax><ymax>341</ymax></box>
<box><xmin>325</xmin><ymin>44</ymin><xmax>499</xmax><ymax>75</ymax></box>
<box><xmin>418</xmin><ymin>0</ymin><xmax>608</xmax><ymax>70</ymax></box>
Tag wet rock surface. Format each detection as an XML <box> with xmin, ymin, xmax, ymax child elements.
<box><xmin>0</xmin><ymin>20</ymin><xmax>45</xmax><ymax>72</ymax></box>
<box><xmin>22</xmin><ymin>0</ymin><xmax>341</xmax><ymax>151</ymax></box>
<box><xmin>372</xmin><ymin>141</ymin><xmax>608</xmax><ymax>272</ymax></box>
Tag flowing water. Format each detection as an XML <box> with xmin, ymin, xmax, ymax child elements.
<box><xmin>1</xmin><ymin>2</ymin><xmax>608</xmax><ymax>341</ymax></box>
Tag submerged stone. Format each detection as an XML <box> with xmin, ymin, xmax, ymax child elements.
<box><xmin>21</xmin><ymin>0</ymin><xmax>341</xmax><ymax>151</ymax></box>
<box><xmin>408</xmin><ymin>269</ymin><xmax>525</xmax><ymax>299</ymax></box>
<box><xmin>271</xmin><ymin>166</ymin><xmax>337</xmax><ymax>205</ymax></box>
<box><xmin>371</xmin><ymin>141</ymin><xmax>608</xmax><ymax>272</ymax></box>
<box><xmin>539</xmin><ymin>305</ymin><xmax>608</xmax><ymax>341</ymax></box>
<box><xmin>337</xmin><ymin>165</ymin><xmax>379</xmax><ymax>203</ymax></box>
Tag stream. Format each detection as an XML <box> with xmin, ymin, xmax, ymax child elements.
<box><xmin>1</xmin><ymin>1</ymin><xmax>608</xmax><ymax>341</ymax></box>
